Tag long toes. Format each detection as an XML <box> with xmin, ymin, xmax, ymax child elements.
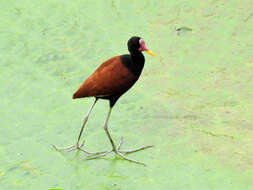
<box><xmin>67</xmin><ymin>146</ymin><xmax>78</xmax><ymax>152</ymax></box>
<box><xmin>81</xmin><ymin>149</ymin><xmax>108</xmax><ymax>155</ymax></box>
<box><xmin>116</xmin><ymin>152</ymin><xmax>146</xmax><ymax>166</ymax></box>
<box><xmin>52</xmin><ymin>145</ymin><xmax>58</xmax><ymax>150</ymax></box>
<box><xmin>119</xmin><ymin>145</ymin><xmax>154</xmax><ymax>154</ymax></box>
<box><xmin>117</xmin><ymin>137</ymin><xmax>123</xmax><ymax>150</ymax></box>
<box><xmin>52</xmin><ymin>144</ymin><xmax>76</xmax><ymax>151</ymax></box>
<box><xmin>80</xmin><ymin>141</ymin><xmax>85</xmax><ymax>148</ymax></box>
<box><xmin>87</xmin><ymin>150</ymin><xmax>112</xmax><ymax>160</ymax></box>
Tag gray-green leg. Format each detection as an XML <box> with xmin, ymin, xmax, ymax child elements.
<box><xmin>88</xmin><ymin>106</ymin><xmax>153</xmax><ymax>166</ymax></box>
<box><xmin>53</xmin><ymin>98</ymin><xmax>107</xmax><ymax>156</ymax></box>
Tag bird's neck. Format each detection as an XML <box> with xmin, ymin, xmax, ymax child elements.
<box><xmin>130</xmin><ymin>52</ymin><xmax>145</xmax><ymax>65</ymax></box>
<box><xmin>130</xmin><ymin>52</ymin><xmax>145</xmax><ymax>76</ymax></box>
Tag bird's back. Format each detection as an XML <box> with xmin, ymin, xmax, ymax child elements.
<box><xmin>73</xmin><ymin>56</ymin><xmax>138</xmax><ymax>99</ymax></box>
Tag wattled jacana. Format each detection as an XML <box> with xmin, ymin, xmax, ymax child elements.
<box><xmin>54</xmin><ymin>36</ymin><xmax>154</xmax><ymax>165</ymax></box>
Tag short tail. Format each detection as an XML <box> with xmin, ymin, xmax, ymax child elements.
<box><xmin>72</xmin><ymin>93</ymin><xmax>78</xmax><ymax>99</ymax></box>
<box><xmin>72</xmin><ymin>90</ymin><xmax>89</xmax><ymax>99</ymax></box>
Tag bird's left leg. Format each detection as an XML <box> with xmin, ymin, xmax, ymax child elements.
<box><xmin>53</xmin><ymin>98</ymin><xmax>107</xmax><ymax>156</ymax></box>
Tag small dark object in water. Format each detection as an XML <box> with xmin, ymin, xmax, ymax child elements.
<box><xmin>176</xmin><ymin>27</ymin><xmax>192</xmax><ymax>35</ymax></box>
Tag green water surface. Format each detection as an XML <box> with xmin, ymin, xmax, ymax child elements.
<box><xmin>0</xmin><ymin>0</ymin><xmax>253</xmax><ymax>189</ymax></box>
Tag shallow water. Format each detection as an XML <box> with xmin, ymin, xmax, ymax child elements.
<box><xmin>0</xmin><ymin>0</ymin><xmax>253</xmax><ymax>189</ymax></box>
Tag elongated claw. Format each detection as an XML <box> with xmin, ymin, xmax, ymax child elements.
<box><xmin>117</xmin><ymin>137</ymin><xmax>123</xmax><ymax>150</ymax></box>
<box><xmin>115</xmin><ymin>151</ymin><xmax>146</xmax><ymax>166</ymax></box>
<box><xmin>87</xmin><ymin>150</ymin><xmax>113</xmax><ymax>160</ymax></box>
<box><xmin>53</xmin><ymin>142</ymin><xmax>110</xmax><ymax>158</ymax></box>
<box><xmin>52</xmin><ymin>144</ymin><xmax>75</xmax><ymax>151</ymax></box>
<box><xmin>119</xmin><ymin>145</ymin><xmax>154</xmax><ymax>154</ymax></box>
<box><xmin>53</xmin><ymin>140</ymin><xmax>85</xmax><ymax>151</ymax></box>
<box><xmin>81</xmin><ymin>149</ymin><xmax>108</xmax><ymax>156</ymax></box>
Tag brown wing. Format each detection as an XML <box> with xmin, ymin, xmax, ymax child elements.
<box><xmin>73</xmin><ymin>56</ymin><xmax>137</xmax><ymax>99</ymax></box>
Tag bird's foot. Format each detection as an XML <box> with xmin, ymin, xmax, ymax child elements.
<box><xmin>52</xmin><ymin>141</ymin><xmax>108</xmax><ymax>156</ymax></box>
<box><xmin>117</xmin><ymin>137</ymin><xmax>154</xmax><ymax>154</ymax></box>
<box><xmin>52</xmin><ymin>140</ymin><xmax>85</xmax><ymax>152</ymax></box>
<box><xmin>87</xmin><ymin>137</ymin><xmax>153</xmax><ymax>166</ymax></box>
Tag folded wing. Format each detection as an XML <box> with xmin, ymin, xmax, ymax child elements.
<box><xmin>73</xmin><ymin>56</ymin><xmax>138</xmax><ymax>99</ymax></box>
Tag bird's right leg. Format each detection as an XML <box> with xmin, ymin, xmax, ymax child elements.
<box><xmin>87</xmin><ymin>106</ymin><xmax>148</xmax><ymax>166</ymax></box>
<box><xmin>53</xmin><ymin>98</ymin><xmax>107</xmax><ymax>155</ymax></box>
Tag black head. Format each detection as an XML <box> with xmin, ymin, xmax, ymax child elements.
<box><xmin>127</xmin><ymin>36</ymin><xmax>141</xmax><ymax>55</ymax></box>
<box><xmin>127</xmin><ymin>36</ymin><xmax>154</xmax><ymax>56</ymax></box>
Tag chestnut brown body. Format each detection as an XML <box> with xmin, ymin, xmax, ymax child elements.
<box><xmin>73</xmin><ymin>56</ymin><xmax>139</xmax><ymax>106</ymax></box>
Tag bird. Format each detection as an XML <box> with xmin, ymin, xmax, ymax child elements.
<box><xmin>53</xmin><ymin>36</ymin><xmax>154</xmax><ymax>165</ymax></box>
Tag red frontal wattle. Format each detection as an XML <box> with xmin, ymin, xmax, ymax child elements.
<box><xmin>138</xmin><ymin>39</ymin><xmax>149</xmax><ymax>52</ymax></box>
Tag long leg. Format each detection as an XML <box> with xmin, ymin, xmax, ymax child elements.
<box><xmin>102</xmin><ymin>106</ymin><xmax>148</xmax><ymax>166</ymax></box>
<box><xmin>87</xmin><ymin>106</ymin><xmax>117</xmax><ymax>160</ymax></box>
<box><xmin>53</xmin><ymin>98</ymin><xmax>99</xmax><ymax>152</ymax></box>
<box><xmin>103</xmin><ymin>107</ymin><xmax>117</xmax><ymax>151</ymax></box>
<box><xmin>76</xmin><ymin>98</ymin><xmax>98</xmax><ymax>147</ymax></box>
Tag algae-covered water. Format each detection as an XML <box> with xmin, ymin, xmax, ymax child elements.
<box><xmin>0</xmin><ymin>0</ymin><xmax>253</xmax><ymax>189</ymax></box>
